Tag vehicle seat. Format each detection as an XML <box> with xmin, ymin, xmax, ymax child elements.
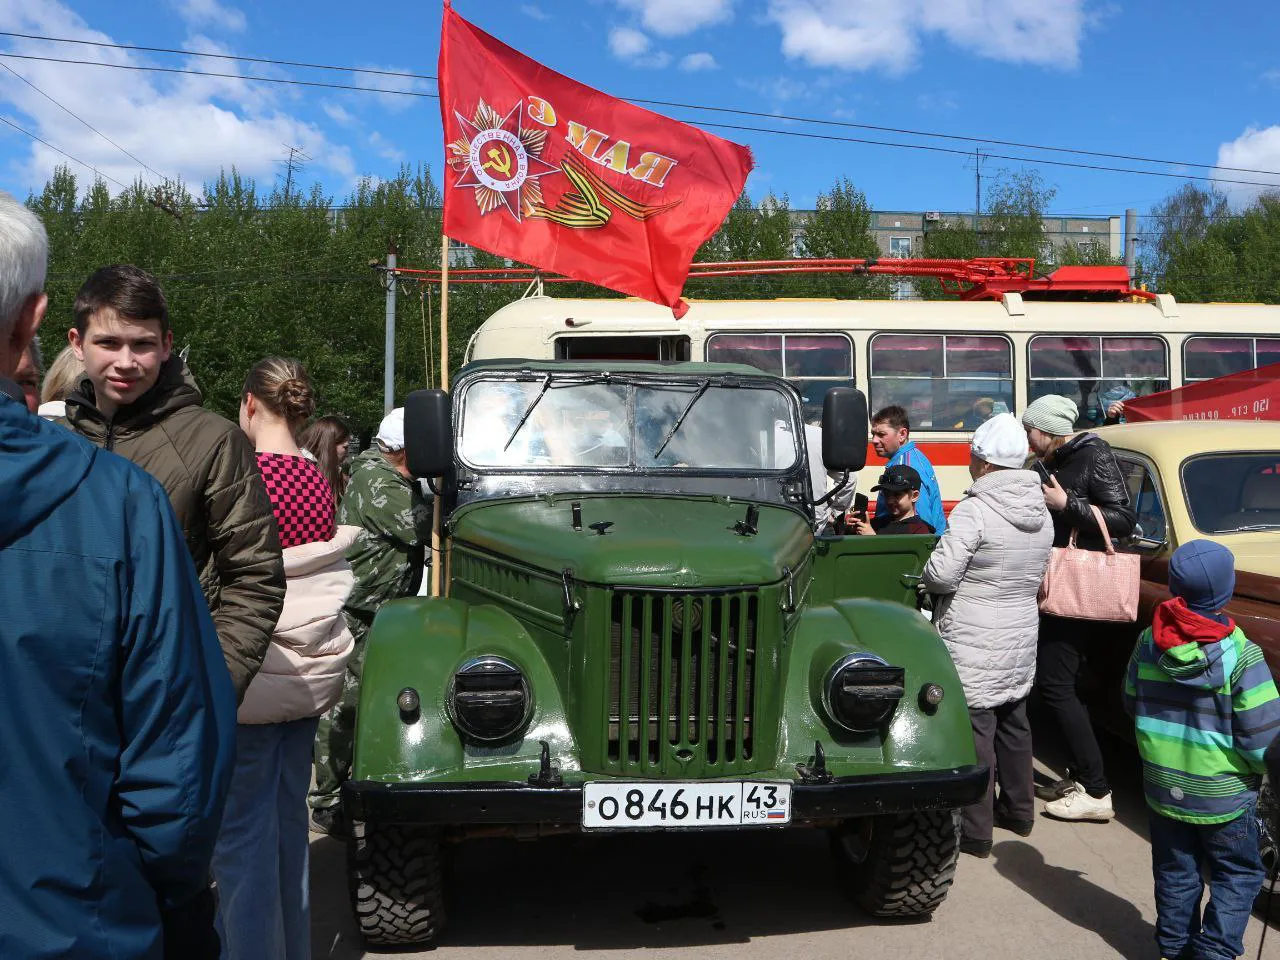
<box><xmin>1215</xmin><ymin>471</ymin><xmax>1280</xmax><ymax>530</ymax></box>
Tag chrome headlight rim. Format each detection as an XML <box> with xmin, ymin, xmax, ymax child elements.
<box><xmin>446</xmin><ymin>654</ymin><xmax>533</xmax><ymax>744</ymax></box>
<box><xmin>823</xmin><ymin>651</ymin><xmax>902</xmax><ymax>733</ymax></box>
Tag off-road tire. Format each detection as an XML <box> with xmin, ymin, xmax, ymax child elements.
<box><xmin>347</xmin><ymin>821</ymin><xmax>447</xmax><ymax>947</ymax></box>
<box><xmin>830</xmin><ymin>808</ymin><xmax>961</xmax><ymax>918</ymax></box>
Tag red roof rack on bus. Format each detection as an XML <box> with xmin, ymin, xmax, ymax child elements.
<box><xmin>386</xmin><ymin>257</ymin><xmax>1156</xmax><ymax>302</ymax></box>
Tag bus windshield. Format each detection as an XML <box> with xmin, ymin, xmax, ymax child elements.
<box><xmin>458</xmin><ymin>375</ymin><xmax>801</xmax><ymax>473</ymax></box>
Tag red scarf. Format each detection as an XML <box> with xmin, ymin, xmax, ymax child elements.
<box><xmin>1151</xmin><ymin>596</ymin><xmax>1235</xmax><ymax>651</ymax></box>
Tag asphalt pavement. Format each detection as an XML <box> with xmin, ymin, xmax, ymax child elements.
<box><xmin>309</xmin><ymin>736</ymin><xmax>1280</xmax><ymax>960</ymax></box>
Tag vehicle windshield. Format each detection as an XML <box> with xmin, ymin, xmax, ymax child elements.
<box><xmin>1182</xmin><ymin>453</ymin><xmax>1280</xmax><ymax>535</ymax></box>
<box><xmin>458</xmin><ymin>375</ymin><xmax>801</xmax><ymax>473</ymax></box>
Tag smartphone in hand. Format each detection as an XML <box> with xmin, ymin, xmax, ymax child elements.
<box><xmin>1032</xmin><ymin>461</ymin><xmax>1053</xmax><ymax>486</ymax></box>
<box><xmin>853</xmin><ymin>492</ymin><xmax>869</xmax><ymax>520</ymax></box>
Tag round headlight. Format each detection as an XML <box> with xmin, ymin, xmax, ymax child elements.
<box><xmin>448</xmin><ymin>656</ymin><xmax>532</xmax><ymax>743</ymax></box>
<box><xmin>823</xmin><ymin>653</ymin><xmax>905</xmax><ymax>733</ymax></box>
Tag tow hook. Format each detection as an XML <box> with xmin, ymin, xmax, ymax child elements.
<box><xmin>527</xmin><ymin>740</ymin><xmax>563</xmax><ymax>788</ymax></box>
<box><xmin>796</xmin><ymin>740</ymin><xmax>834</xmax><ymax>784</ymax></box>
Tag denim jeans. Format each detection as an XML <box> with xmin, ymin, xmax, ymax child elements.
<box><xmin>1147</xmin><ymin>800</ymin><xmax>1265</xmax><ymax>960</ymax></box>
<box><xmin>213</xmin><ymin>718</ymin><xmax>320</xmax><ymax>960</ymax></box>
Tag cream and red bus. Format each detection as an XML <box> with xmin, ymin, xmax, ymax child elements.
<box><xmin>462</xmin><ymin>270</ymin><xmax>1280</xmax><ymax>510</ymax></box>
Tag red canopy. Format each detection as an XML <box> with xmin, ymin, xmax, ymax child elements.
<box><xmin>1125</xmin><ymin>363</ymin><xmax>1280</xmax><ymax>422</ymax></box>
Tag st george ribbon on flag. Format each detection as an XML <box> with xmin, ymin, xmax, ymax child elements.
<box><xmin>438</xmin><ymin>1</ymin><xmax>753</xmax><ymax>317</ymax></box>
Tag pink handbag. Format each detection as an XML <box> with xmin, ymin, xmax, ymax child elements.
<box><xmin>1038</xmin><ymin>503</ymin><xmax>1139</xmax><ymax>622</ymax></box>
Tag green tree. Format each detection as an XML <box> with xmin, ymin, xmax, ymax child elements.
<box><xmin>800</xmin><ymin>177</ymin><xmax>889</xmax><ymax>298</ymax></box>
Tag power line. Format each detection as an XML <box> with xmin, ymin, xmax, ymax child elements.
<box><xmin>689</xmin><ymin>119</ymin><xmax>1280</xmax><ymax>190</ymax></box>
<box><xmin>5</xmin><ymin>30</ymin><xmax>1279</xmax><ymax>179</ymax></box>
<box><xmin>0</xmin><ymin>32</ymin><xmax>437</xmax><ymax>83</ymax></box>
<box><xmin>5</xmin><ymin>51</ymin><xmax>1280</xmax><ymax>191</ymax></box>
<box><xmin>0</xmin><ymin>113</ymin><xmax>130</xmax><ymax>189</ymax></box>
<box><xmin>0</xmin><ymin>52</ymin><xmax>438</xmax><ymax>99</ymax></box>
<box><xmin>0</xmin><ymin>60</ymin><xmax>172</xmax><ymax>184</ymax></box>
<box><xmin>630</xmin><ymin>98</ymin><xmax>1280</xmax><ymax>178</ymax></box>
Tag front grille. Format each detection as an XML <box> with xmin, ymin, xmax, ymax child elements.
<box><xmin>606</xmin><ymin>589</ymin><xmax>759</xmax><ymax>774</ymax></box>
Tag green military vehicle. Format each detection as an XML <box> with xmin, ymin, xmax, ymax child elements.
<box><xmin>342</xmin><ymin>360</ymin><xmax>985</xmax><ymax>947</ymax></box>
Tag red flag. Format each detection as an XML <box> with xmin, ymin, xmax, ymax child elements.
<box><xmin>1126</xmin><ymin>363</ymin><xmax>1280</xmax><ymax>423</ymax></box>
<box><xmin>438</xmin><ymin>3</ymin><xmax>752</xmax><ymax>316</ymax></box>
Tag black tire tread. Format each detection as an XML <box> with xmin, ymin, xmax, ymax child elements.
<box><xmin>347</xmin><ymin>822</ymin><xmax>447</xmax><ymax>946</ymax></box>
<box><xmin>833</xmin><ymin>808</ymin><xmax>961</xmax><ymax>918</ymax></box>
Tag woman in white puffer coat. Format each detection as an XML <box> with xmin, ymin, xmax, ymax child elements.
<box><xmin>921</xmin><ymin>413</ymin><xmax>1053</xmax><ymax>860</ymax></box>
<box><xmin>213</xmin><ymin>358</ymin><xmax>358</xmax><ymax>960</ymax></box>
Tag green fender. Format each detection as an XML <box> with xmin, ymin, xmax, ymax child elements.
<box><xmin>352</xmin><ymin>597</ymin><xmax>576</xmax><ymax>784</ymax></box>
<box><xmin>778</xmin><ymin>598</ymin><xmax>977</xmax><ymax>776</ymax></box>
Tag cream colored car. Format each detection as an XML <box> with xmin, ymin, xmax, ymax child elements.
<box><xmin>1088</xmin><ymin>421</ymin><xmax>1280</xmax><ymax>734</ymax></box>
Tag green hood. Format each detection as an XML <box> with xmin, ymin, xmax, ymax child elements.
<box><xmin>65</xmin><ymin>355</ymin><xmax>203</xmax><ymax>439</ymax></box>
<box><xmin>452</xmin><ymin>495</ymin><xmax>812</xmax><ymax>588</ymax></box>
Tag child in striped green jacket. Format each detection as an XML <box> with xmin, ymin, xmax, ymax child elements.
<box><xmin>1124</xmin><ymin>539</ymin><xmax>1280</xmax><ymax>960</ymax></box>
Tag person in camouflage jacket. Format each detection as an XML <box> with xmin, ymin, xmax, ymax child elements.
<box><xmin>309</xmin><ymin>409</ymin><xmax>430</xmax><ymax>830</ymax></box>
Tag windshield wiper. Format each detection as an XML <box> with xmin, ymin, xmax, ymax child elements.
<box><xmin>1215</xmin><ymin>524</ymin><xmax>1280</xmax><ymax>534</ymax></box>
<box><xmin>504</xmin><ymin>374</ymin><xmax>552</xmax><ymax>452</ymax></box>
<box><xmin>652</xmin><ymin>379</ymin><xmax>711</xmax><ymax>459</ymax></box>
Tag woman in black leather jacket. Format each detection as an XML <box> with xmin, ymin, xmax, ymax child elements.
<box><xmin>1023</xmin><ymin>395</ymin><xmax>1136</xmax><ymax>824</ymax></box>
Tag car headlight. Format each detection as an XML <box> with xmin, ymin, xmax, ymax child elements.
<box><xmin>823</xmin><ymin>653</ymin><xmax>905</xmax><ymax>732</ymax></box>
<box><xmin>448</xmin><ymin>656</ymin><xmax>532</xmax><ymax>743</ymax></box>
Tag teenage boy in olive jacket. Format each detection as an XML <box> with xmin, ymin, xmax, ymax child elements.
<box><xmin>65</xmin><ymin>265</ymin><xmax>284</xmax><ymax>701</ymax></box>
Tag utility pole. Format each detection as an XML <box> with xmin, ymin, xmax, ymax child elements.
<box><xmin>279</xmin><ymin>144</ymin><xmax>311</xmax><ymax>202</ymax></box>
<box><xmin>974</xmin><ymin>149</ymin><xmax>981</xmax><ymax>223</ymax></box>
<box><xmin>384</xmin><ymin>242</ymin><xmax>398</xmax><ymax>415</ymax></box>
<box><xmin>1124</xmin><ymin>207</ymin><xmax>1139</xmax><ymax>274</ymax></box>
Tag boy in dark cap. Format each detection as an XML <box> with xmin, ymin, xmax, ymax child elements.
<box><xmin>1123</xmin><ymin>539</ymin><xmax>1280</xmax><ymax>960</ymax></box>
<box><xmin>851</xmin><ymin>464</ymin><xmax>936</xmax><ymax>536</ymax></box>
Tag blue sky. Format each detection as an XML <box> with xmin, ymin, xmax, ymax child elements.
<box><xmin>0</xmin><ymin>0</ymin><xmax>1276</xmax><ymax>218</ymax></box>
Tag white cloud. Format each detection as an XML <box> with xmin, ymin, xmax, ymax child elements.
<box><xmin>738</xmin><ymin>75</ymin><xmax>810</xmax><ymax>103</ymax></box>
<box><xmin>607</xmin><ymin>27</ymin><xmax>672</xmax><ymax>68</ymax></box>
<box><xmin>368</xmin><ymin>131</ymin><xmax>405</xmax><ymax>164</ymax></box>
<box><xmin>766</xmin><ymin>0</ymin><xmax>1085</xmax><ymax>74</ymax></box>
<box><xmin>680</xmin><ymin>52</ymin><xmax>718</xmax><ymax>71</ymax></box>
<box><xmin>350</xmin><ymin>63</ymin><xmax>430</xmax><ymax>113</ymax></box>
<box><xmin>614</xmin><ymin>0</ymin><xmax>733</xmax><ymax>37</ymax></box>
<box><xmin>520</xmin><ymin>4</ymin><xmax>550</xmax><ymax>20</ymax></box>
<box><xmin>0</xmin><ymin>0</ymin><xmax>355</xmax><ymax>196</ymax></box>
<box><xmin>322</xmin><ymin>102</ymin><xmax>355</xmax><ymax>126</ymax></box>
<box><xmin>609</xmin><ymin>27</ymin><xmax>651</xmax><ymax>58</ymax></box>
<box><xmin>172</xmin><ymin>0</ymin><xmax>246</xmax><ymax>33</ymax></box>
<box><xmin>1215</xmin><ymin>126</ymin><xmax>1280</xmax><ymax>204</ymax></box>
<box><xmin>1263</xmin><ymin>69</ymin><xmax>1280</xmax><ymax>86</ymax></box>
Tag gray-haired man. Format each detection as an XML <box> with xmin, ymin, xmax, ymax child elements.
<box><xmin>0</xmin><ymin>191</ymin><xmax>235</xmax><ymax>959</ymax></box>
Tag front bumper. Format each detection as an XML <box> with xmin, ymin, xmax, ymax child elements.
<box><xmin>342</xmin><ymin>764</ymin><xmax>987</xmax><ymax>825</ymax></box>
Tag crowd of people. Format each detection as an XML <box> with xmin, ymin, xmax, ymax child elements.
<box><xmin>0</xmin><ymin>193</ymin><xmax>429</xmax><ymax>959</ymax></box>
<box><xmin>2</xmin><ymin>188</ymin><xmax>1279</xmax><ymax>960</ymax></box>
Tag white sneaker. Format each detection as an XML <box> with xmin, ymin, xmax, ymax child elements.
<box><xmin>1043</xmin><ymin>785</ymin><xmax>1115</xmax><ymax>822</ymax></box>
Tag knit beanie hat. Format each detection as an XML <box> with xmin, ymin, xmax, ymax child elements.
<box><xmin>970</xmin><ymin>412</ymin><xmax>1029</xmax><ymax>469</ymax></box>
<box><xmin>1022</xmin><ymin>395</ymin><xmax>1078</xmax><ymax>437</ymax></box>
<box><xmin>1168</xmin><ymin>539</ymin><xmax>1236</xmax><ymax>615</ymax></box>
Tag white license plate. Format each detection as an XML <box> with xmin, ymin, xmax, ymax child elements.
<box><xmin>582</xmin><ymin>781</ymin><xmax>792</xmax><ymax>829</ymax></box>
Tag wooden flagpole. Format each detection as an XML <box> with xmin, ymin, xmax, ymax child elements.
<box><xmin>431</xmin><ymin>233</ymin><xmax>450</xmax><ymax>598</ymax></box>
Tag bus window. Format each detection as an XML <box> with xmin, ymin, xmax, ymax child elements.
<box><xmin>706</xmin><ymin>332</ymin><xmax>853</xmax><ymax>411</ymax></box>
<box><xmin>555</xmin><ymin>335</ymin><xmax>690</xmax><ymax>362</ymax></box>
<box><xmin>1183</xmin><ymin>336</ymin><xmax>1280</xmax><ymax>382</ymax></box>
<box><xmin>869</xmin><ymin>333</ymin><xmax>1013</xmax><ymax>431</ymax></box>
<box><xmin>1029</xmin><ymin>335</ymin><xmax>1168</xmax><ymax>427</ymax></box>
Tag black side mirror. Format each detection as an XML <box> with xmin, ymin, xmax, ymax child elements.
<box><xmin>821</xmin><ymin>387</ymin><xmax>869</xmax><ymax>473</ymax></box>
<box><xmin>404</xmin><ymin>389</ymin><xmax>452</xmax><ymax>479</ymax></box>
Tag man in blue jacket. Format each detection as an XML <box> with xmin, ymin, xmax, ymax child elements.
<box><xmin>870</xmin><ymin>404</ymin><xmax>946</xmax><ymax>534</ymax></box>
<box><xmin>0</xmin><ymin>191</ymin><xmax>236</xmax><ymax>959</ymax></box>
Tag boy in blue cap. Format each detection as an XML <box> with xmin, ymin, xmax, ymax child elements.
<box><xmin>1124</xmin><ymin>539</ymin><xmax>1280</xmax><ymax>960</ymax></box>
